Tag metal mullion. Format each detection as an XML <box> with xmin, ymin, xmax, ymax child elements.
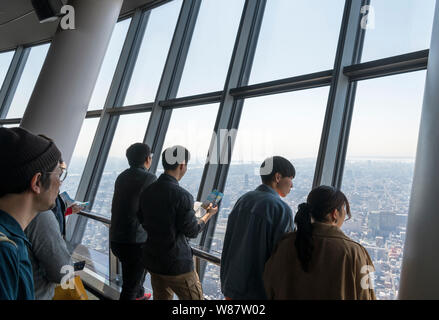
<box><xmin>0</xmin><ymin>47</ymin><xmax>30</xmax><ymax>119</ymax></box>
<box><xmin>313</xmin><ymin>0</ymin><xmax>368</xmax><ymax>188</ymax></box>
<box><xmin>344</xmin><ymin>49</ymin><xmax>429</xmax><ymax>81</ymax></box>
<box><xmin>159</xmin><ymin>90</ymin><xmax>223</xmax><ymax>109</ymax></box>
<box><xmin>0</xmin><ymin>118</ymin><xmax>21</xmax><ymax>125</ymax></box>
<box><xmin>85</xmin><ymin>110</ymin><xmax>104</xmax><ymax>118</ymax></box>
<box><xmin>229</xmin><ymin>70</ymin><xmax>333</xmax><ymax>99</ymax></box>
<box><xmin>143</xmin><ymin>0</ymin><xmax>202</xmax><ymax>174</ymax></box>
<box><xmin>106</xmin><ymin>102</ymin><xmax>154</xmax><ymax>115</ymax></box>
<box><xmin>66</xmin><ymin>10</ymin><xmax>149</xmax><ymax>245</ymax></box>
<box><xmin>194</xmin><ymin>0</ymin><xmax>267</xmax><ymax>281</ymax></box>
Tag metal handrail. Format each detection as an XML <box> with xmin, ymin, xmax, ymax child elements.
<box><xmin>76</xmin><ymin>210</ymin><xmax>221</xmax><ymax>266</ymax></box>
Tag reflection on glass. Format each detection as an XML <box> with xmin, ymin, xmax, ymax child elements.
<box><xmin>60</xmin><ymin>118</ymin><xmax>100</xmax><ymax>197</ymax></box>
<box><xmin>361</xmin><ymin>0</ymin><xmax>436</xmax><ymax>62</ymax></box>
<box><xmin>88</xmin><ymin>19</ymin><xmax>131</xmax><ymax>110</ymax></box>
<box><xmin>6</xmin><ymin>44</ymin><xmax>50</xmax><ymax>119</ymax></box>
<box><xmin>249</xmin><ymin>0</ymin><xmax>344</xmax><ymax>84</ymax></box>
<box><xmin>124</xmin><ymin>0</ymin><xmax>182</xmax><ymax>105</ymax></box>
<box><xmin>92</xmin><ymin>112</ymin><xmax>150</xmax><ymax>218</ymax></box>
<box><xmin>0</xmin><ymin>50</ymin><xmax>14</xmax><ymax>91</ymax></box>
<box><xmin>210</xmin><ymin>88</ymin><xmax>329</xmax><ymax>258</ymax></box>
<box><xmin>177</xmin><ymin>0</ymin><xmax>244</xmax><ymax>97</ymax></box>
<box><xmin>157</xmin><ymin>104</ymin><xmax>219</xmax><ymax>199</ymax></box>
<box><xmin>342</xmin><ymin>71</ymin><xmax>427</xmax><ymax>300</ymax></box>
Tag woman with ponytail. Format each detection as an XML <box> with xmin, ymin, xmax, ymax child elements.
<box><xmin>263</xmin><ymin>185</ymin><xmax>376</xmax><ymax>300</ymax></box>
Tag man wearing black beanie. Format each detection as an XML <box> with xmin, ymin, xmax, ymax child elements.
<box><xmin>0</xmin><ymin>127</ymin><xmax>63</xmax><ymax>300</ymax></box>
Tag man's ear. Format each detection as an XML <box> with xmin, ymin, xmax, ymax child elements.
<box><xmin>30</xmin><ymin>172</ymin><xmax>43</xmax><ymax>195</ymax></box>
<box><xmin>275</xmin><ymin>172</ymin><xmax>281</xmax><ymax>183</ymax></box>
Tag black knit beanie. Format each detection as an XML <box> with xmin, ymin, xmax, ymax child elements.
<box><xmin>0</xmin><ymin>127</ymin><xmax>62</xmax><ymax>194</ymax></box>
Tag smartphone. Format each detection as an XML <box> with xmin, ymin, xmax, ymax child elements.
<box><xmin>204</xmin><ymin>190</ymin><xmax>224</xmax><ymax>207</ymax></box>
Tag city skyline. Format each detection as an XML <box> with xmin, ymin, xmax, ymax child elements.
<box><xmin>70</xmin><ymin>158</ymin><xmax>414</xmax><ymax>300</ymax></box>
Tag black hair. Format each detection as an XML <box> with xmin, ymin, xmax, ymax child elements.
<box><xmin>260</xmin><ymin>156</ymin><xmax>296</xmax><ymax>184</ymax></box>
<box><xmin>126</xmin><ymin>143</ymin><xmax>151</xmax><ymax>167</ymax></box>
<box><xmin>162</xmin><ymin>145</ymin><xmax>191</xmax><ymax>171</ymax></box>
<box><xmin>294</xmin><ymin>185</ymin><xmax>351</xmax><ymax>272</ymax></box>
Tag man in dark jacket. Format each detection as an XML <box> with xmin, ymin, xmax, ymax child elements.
<box><xmin>139</xmin><ymin>145</ymin><xmax>218</xmax><ymax>300</ymax></box>
<box><xmin>0</xmin><ymin>127</ymin><xmax>62</xmax><ymax>300</ymax></box>
<box><xmin>220</xmin><ymin>156</ymin><xmax>295</xmax><ymax>300</ymax></box>
<box><xmin>110</xmin><ymin>143</ymin><xmax>156</xmax><ymax>300</ymax></box>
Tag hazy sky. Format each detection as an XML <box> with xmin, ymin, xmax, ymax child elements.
<box><xmin>0</xmin><ymin>0</ymin><xmax>437</xmax><ymax>164</ymax></box>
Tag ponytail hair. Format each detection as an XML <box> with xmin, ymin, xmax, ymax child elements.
<box><xmin>294</xmin><ymin>185</ymin><xmax>351</xmax><ymax>272</ymax></box>
<box><xmin>294</xmin><ymin>203</ymin><xmax>314</xmax><ymax>272</ymax></box>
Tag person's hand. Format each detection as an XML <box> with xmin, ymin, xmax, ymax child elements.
<box><xmin>206</xmin><ymin>203</ymin><xmax>218</xmax><ymax>216</ymax></box>
<box><xmin>70</xmin><ymin>204</ymin><xmax>83</xmax><ymax>215</ymax></box>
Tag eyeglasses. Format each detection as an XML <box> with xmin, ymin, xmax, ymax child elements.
<box><xmin>44</xmin><ymin>165</ymin><xmax>68</xmax><ymax>182</ymax></box>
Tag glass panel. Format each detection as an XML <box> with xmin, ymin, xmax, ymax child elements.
<box><xmin>60</xmin><ymin>118</ymin><xmax>100</xmax><ymax>197</ymax></box>
<box><xmin>249</xmin><ymin>0</ymin><xmax>345</xmax><ymax>84</ymax></box>
<box><xmin>361</xmin><ymin>0</ymin><xmax>436</xmax><ymax>62</ymax></box>
<box><xmin>0</xmin><ymin>50</ymin><xmax>14</xmax><ymax>92</ymax></box>
<box><xmin>6</xmin><ymin>44</ymin><xmax>50</xmax><ymax>119</ymax></box>
<box><xmin>176</xmin><ymin>0</ymin><xmax>245</xmax><ymax>97</ymax></box>
<box><xmin>342</xmin><ymin>71</ymin><xmax>427</xmax><ymax>300</ymax></box>
<box><xmin>88</xmin><ymin>19</ymin><xmax>131</xmax><ymax>110</ymax></box>
<box><xmin>202</xmin><ymin>262</ymin><xmax>223</xmax><ymax>300</ymax></box>
<box><xmin>92</xmin><ymin>112</ymin><xmax>150</xmax><ymax>218</ymax></box>
<box><xmin>75</xmin><ymin>220</ymin><xmax>110</xmax><ymax>279</ymax></box>
<box><xmin>210</xmin><ymin>88</ymin><xmax>329</xmax><ymax>255</ymax></box>
<box><xmin>157</xmin><ymin>103</ymin><xmax>219</xmax><ymax>199</ymax></box>
<box><xmin>124</xmin><ymin>0</ymin><xmax>183</xmax><ymax>105</ymax></box>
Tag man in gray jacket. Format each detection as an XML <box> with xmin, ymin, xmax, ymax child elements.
<box><xmin>25</xmin><ymin>203</ymin><xmax>73</xmax><ymax>300</ymax></box>
<box><xmin>110</xmin><ymin>143</ymin><xmax>156</xmax><ymax>300</ymax></box>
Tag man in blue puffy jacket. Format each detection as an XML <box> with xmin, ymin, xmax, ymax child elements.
<box><xmin>221</xmin><ymin>156</ymin><xmax>295</xmax><ymax>300</ymax></box>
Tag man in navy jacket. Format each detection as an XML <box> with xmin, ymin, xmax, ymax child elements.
<box><xmin>221</xmin><ymin>156</ymin><xmax>295</xmax><ymax>300</ymax></box>
<box><xmin>110</xmin><ymin>143</ymin><xmax>156</xmax><ymax>300</ymax></box>
<box><xmin>139</xmin><ymin>145</ymin><xmax>218</xmax><ymax>300</ymax></box>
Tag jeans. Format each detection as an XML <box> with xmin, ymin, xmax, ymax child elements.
<box><xmin>111</xmin><ymin>242</ymin><xmax>147</xmax><ymax>300</ymax></box>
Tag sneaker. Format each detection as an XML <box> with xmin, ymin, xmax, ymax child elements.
<box><xmin>136</xmin><ymin>293</ymin><xmax>152</xmax><ymax>300</ymax></box>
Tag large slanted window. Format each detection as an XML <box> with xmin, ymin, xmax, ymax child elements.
<box><xmin>5</xmin><ymin>44</ymin><xmax>49</xmax><ymax>119</ymax></box>
<box><xmin>91</xmin><ymin>112</ymin><xmax>151</xmax><ymax>218</ymax></box>
<box><xmin>361</xmin><ymin>0</ymin><xmax>436</xmax><ymax>62</ymax></box>
<box><xmin>202</xmin><ymin>87</ymin><xmax>329</xmax><ymax>299</ymax></box>
<box><xmin>60</xmin><ymin>118</ymin><xmax>100</xmax><ymax>197</ymax></box>
<box><xmin>176</xmin><ymin>0</ymin><xmax>245</xmax><ymax>97</ymax></box>
<box><xmin>124</xmin><ymin>0</ymin><xmax>182</xmax><ymax>105</ymax></box>
<box><xmin>157</xmin><ymin>103</ymin><xmax>219</xmax><ymax>199</ymax></box>
<box><xmin>88</xmin><ymin>18</ymin><xmax>131</xmax><ymax>110</ymax></box>
<box><xmin>341</xmin><ymin>71</ymin><xmax>427</xmax><ymax>300</ymax></box>
<box><xmin>79</xmin><ymin>112</ymin><xmax>150</xmax><ymax>273</ymax></box>
<box><xmin>0</xmin><ymin>50</ymin><xmax>14</xmax><ymax>89</ymax></box>
<box><xmin>249</xmin><ymin>0</ymin><xmax>345</xmax><ymax>84</ymax></box>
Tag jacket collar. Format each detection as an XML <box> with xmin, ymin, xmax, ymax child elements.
<box><xmin>159</xmin><ymin>173</ymin><xmax>179</xmax><ymax>185</ymax></box>
<box><xmin>129</xmin><ymin>166</ymin><xmax>147</xmax><ymax>172</ymax></box>
<box><xmin>312</xmin><ymin>222</ymin><xmax>350</xmax><ymax>241</ymax></box>
<box><xmin>0</xmin><ymin>209</ymin><xmax>32</xmax><ymax>246</ymax></box>
<box><xmin>255</xmin><ymin>184</ymin><xmax>278</xmax><ymax>197</ymax></box>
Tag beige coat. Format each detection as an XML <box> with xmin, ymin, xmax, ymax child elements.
<box><xmin>263</xmin><ymin>222</ymin><xmax>376</xmax><ymax>300</ymax></box>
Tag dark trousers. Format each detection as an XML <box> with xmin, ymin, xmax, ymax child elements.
<box><xmin>111</xmin><ymin>242</ymin><xmax>147</xmax><ymax>300</ymax></box>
